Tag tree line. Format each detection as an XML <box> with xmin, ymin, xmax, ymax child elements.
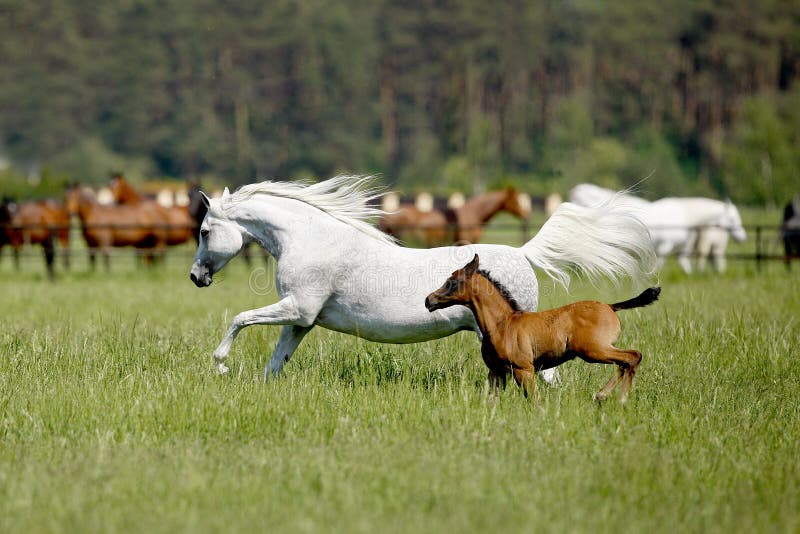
<box><xmin>1</xmin><ymin>0</ymin><xmax>798</xmax><ymax>205</ymax></box>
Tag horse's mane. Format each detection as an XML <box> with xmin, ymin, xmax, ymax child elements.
<box><xmin>477</xmin><ymin>268</ymin><xmax>523</xmax><ymax>312</ymax></box>
<box><xmin>226</xmin><ymin>175</ymin><xmax>395</xmax><ymax>244</ymax></box>
<box><xmin>569</xmin><ymin>183</ymin><xmax>651</xmax><ymax>208</ymax></box>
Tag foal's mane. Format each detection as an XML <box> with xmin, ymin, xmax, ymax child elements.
<box><xmin>476</xmin><ymin>269</ymin><xmax>523</xmax><ymax>312</ymax></box>
<box><xmin>225</xmin><ymin>175</ymin><xmax>395</xmax><ymax>244</ymax></box>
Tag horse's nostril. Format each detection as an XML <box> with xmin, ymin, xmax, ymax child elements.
<box><xmin>190</xmin><ymin>272</ymin><xmax>198</xmax><ymax>284</ymax></box>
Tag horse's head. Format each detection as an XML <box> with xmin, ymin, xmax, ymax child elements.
<box><xmin>109</xmin><ymin>175</ymin><xmax>124</xmax><ymax>202</ymax></box>
<box><xmin>109</xmin><ymin>175</ymin><xmax>140</xmax><ymax>204</ymax></box>
<box><xmin>503</xmin><ymin>188</ymin><xmax>531</xmax><ymax>220</ymax></box>
<box><xmin>425</xmin><ymin>254</ymin><xmax>480</xmax><ymax>312</ymax></box>
<box><xmin>63</xmin><ymin>185</ymin><xmax>89</xmax><ymax>216</ymax></box>
<box><xmin>0</xmin><ymin>196</ymin><xmax>16</xmax><ymax>223</ymax></box>
<box><xmin>722</xmin><ymin>200</ymin><xmax>747</xmax><ymax>243</ymax></box>
<box><xmin>189</xmin><ymin>188</ymin><xmax>248</xmax><ymax>287</ymax></box>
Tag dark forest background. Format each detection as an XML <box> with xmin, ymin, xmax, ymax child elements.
<box><xmin>1</xmin><ymin>0</ymin><xmax>799</xmax><ymax>204</ymax></box>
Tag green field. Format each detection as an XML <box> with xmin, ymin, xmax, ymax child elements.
<box><xmin>1</xmin><ymin>240</ymin><xmax>798</xmax><ymax>533</ymax></box>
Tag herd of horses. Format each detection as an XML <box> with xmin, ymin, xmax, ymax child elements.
<box><xmin>0</xmin><ymin>177</ymin><xmax>205</xmax><ymax>278</ymax></box>
<box><xmin>1</xmin><ymin>178</ymin><xmax>800</xmax><ymax>279</ymax></box>
<box><xmin>378</xmin><ymin>187</ymin><xmax>531</xmax><ymax>246</ymax></box>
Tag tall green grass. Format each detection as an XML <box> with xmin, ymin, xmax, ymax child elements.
<box><xmin>0</xmin><ymin>250</ymin><xmax>798</xmax><ymax>533</ymax></box>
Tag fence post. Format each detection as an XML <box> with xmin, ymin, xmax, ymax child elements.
<box><xmin>755</xmin><ymin>225</ymin><xmax>762</xmax><ymax>273</ymax></box>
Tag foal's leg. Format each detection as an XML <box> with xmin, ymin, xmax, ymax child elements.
<box><xmin>594</xmin><ymin>367</ymin><xmax>624</xmax><ymax>401</ymax></box>
<box><xmin>264</xmin><ymin>325</ymin><xmax>314</xmax><ymax>379</ymax></box>
<box><xmin>617</xmin><ymin>350</ymin><xmax>642</xmax><ymax>403</ymax></box>
<box><xmin>486</xmin><ymin>370</ymin><xmax>507</xmax><ymax>396</ymax></box>
<box><xmin>512</xmin><ymin>367</ymin><xmax>538</xmax><ymax>401</ymax></box>
<box><xmin>579</xmin><ymin>346</ymin><xmax>641</xmax><ymax>402</ymax></box>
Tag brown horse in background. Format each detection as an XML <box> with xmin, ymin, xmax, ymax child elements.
<box><xmin>1</xmin><ymin>197</ymin><xmax>70</xmax><ymax>279</ymax></box>
<box><xmin>65</xmin><ymin>185</ymin><xmax>168</xmax><ymax>270</ymax></box>
<box><xmin>379</xmin><ymin>188</ymin><xmax>530</xmax><ymax>247</ymax></box>
<box><xmin>109</xmin><ymin>175</ymin><xmax>194</xmax><ymax>246</ymax></box>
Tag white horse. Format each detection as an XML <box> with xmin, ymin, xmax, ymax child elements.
<box><xmin>569</xmin><ymin>185</ymin><xmax>689</xmax><ymax>268</ymax></box>
<box><xmin>569</xmin><ymin>184</ymin><xmax>746</xmax><ymax>273</ymax></box>
<box><xmin>190</xmin><ymin>176</ymin><xmax>655</xmax><ymax>380</ymax></box>
<box><xmin>672</xmin><ymin>197</ymin><xmax>745</xmax><ymax>273</ymax></box>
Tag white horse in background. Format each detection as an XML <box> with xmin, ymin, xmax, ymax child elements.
<box><xmin>666</xmin><ymin>197</ymin><xmax>745</xmax><ymax>273</ymax></box>
<box><xmin>569</xmin><ymin>184</ymin><xmax>746</xmax><ymax>273</ymax></box>
<box><xmin>190</xmin><ymin>175</ymin><xmax>655</xmax><ymax>381</ymax></box>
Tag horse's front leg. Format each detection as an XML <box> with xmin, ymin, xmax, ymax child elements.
<box><xmin>212</xmin><ymin>295</ymin><xmax>316</xmax><ymax>374</ymax></box>
<box><xmin>265</xmin><ymin>325</ymin><xmax>314</xmax><ymax>379</ymax></box>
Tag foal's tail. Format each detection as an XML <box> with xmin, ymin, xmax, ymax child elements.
<box><xmin>521</xmin><ymin>200</ymin><xmax>656</xmax><ymax>289</ymax></box>
<box><xmin>611</xmin><ymin>286</ymin><xmax>661</xmax><ymax>311</ymax></box>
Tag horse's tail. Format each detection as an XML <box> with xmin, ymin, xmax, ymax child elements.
<box><xmin>520</xmin><ymin>200</ymin><xmax>656</xmax><ymax>289</ymax></box>
<box><xmin>611</xmin><ymin>286</ymin><xmax>661</xmax><ymax>311</ymax></box>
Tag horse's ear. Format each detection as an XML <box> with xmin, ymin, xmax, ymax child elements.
<box><xmin>200</xmin><ymin>192</ymin><xmax>211</xmax><ymax>208</ymax></box>
<box><xmin>222</xmin><ymin>187</ymin><xmax>231</xmax><ymax>200</ymax></box>
<box><xmin>464</xmin><ymin>253</ymin><xmax>479</xmax><ymax>275</ymax></box>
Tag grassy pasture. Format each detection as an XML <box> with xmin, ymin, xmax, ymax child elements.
<box><xmin>0</xmin><ymin>239</ymin><xmax>798</xmax><ymax>533</ymax></box>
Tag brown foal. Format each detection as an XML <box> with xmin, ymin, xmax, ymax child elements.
<box><xmin>425</xmin><ymin>254</ymin><xmax>660</xmax><ymax>402</ymax></box>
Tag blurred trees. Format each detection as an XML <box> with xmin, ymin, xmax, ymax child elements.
<box><xmin>0</xmin><ymin>0</ymin><xmax>798</xmax><ymax>204</ymax></box>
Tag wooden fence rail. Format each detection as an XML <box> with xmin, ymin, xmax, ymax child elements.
<box><xmin>1</xmin><ymin>222</ymin><xmax>797</xmax><ymax>269</ymax></box>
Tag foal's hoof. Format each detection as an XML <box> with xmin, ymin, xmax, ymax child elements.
<box><xmin>216</xmin><ymin>363</ymin><xmax>230</xmax><ymax>375</ymax></box>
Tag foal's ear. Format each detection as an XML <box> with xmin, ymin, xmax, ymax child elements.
<box><xmin>464</xmin><ymin>254</ymin><xmax>480</xmax><ymax>276</ymax></box>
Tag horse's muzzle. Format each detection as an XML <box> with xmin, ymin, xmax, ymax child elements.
<box><xmin>424</xmin><ymin>295</ymin><xmax>439</xmax><ymax>312</ymax></box>
<box><xmin>190</xmin><ymin>262</ymin><xmax>213</xmax><ymax>287</ymax></box>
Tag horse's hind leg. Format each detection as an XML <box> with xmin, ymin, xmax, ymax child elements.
<box><xmin>618</xmin><ymin>350</ymin><xmax>642</xmax><ymax>403</ymax></box>
<box><xmin>594</xmin><ymin>367</ymin><xmax>624</xmax><ymax>401</ymax></box>
<box><xmin>579</xmin><ymin>346</ymin><xmax>642</xmax><ymax>402</ymax></box>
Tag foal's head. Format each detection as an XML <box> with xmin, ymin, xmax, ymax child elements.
<box><xmin>424</xmin><ymin>254</ymin><xmax>481</xmax><ymax>311</ymax></box>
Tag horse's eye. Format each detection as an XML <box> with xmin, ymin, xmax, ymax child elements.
<box><xmin>200</xmin><ymin>228</ymin><xmax>210</xmax><ymax>239</ymax></box>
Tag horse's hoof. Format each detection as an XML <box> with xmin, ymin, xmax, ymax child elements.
<box><xmin>540</xmin><ymin>368</ymin><xmax>561</xmax><ymax>387</ymax></box>
<box><xmin>216</xmin><ymin>363</ymin><xmax>229</xmax><ymax>375</ymax></box>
